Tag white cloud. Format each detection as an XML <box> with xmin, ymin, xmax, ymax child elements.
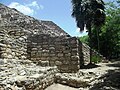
<box><xmin>76</xmin><ymin>28</ymin><xmax>80</xmax><ymax>33</ymax></box>
<box><xmin>76</xmin><ymin>26</ymin><xmax>87</xmax><ymax>33</ymax></box>
<box><xmin>76</xmin><ymin>26</ymin><xmax>88</xmax><ymax>37</ymax></box>
<box><xmin>8</xmin><ymin>1</ymin><xmax>44</xmax><ymax>16</ymax></box>
<box><xmin>8</xmin><ymin>2</ymin><xmax>34</xmax><ymax>15</ymax></box>
<box><xmin>27</xmin><ymin>1</ymin><xmax>44</xmax><ymax>10</ymax></box>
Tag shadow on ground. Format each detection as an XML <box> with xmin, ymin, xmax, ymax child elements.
<box><xmin>81</xmin><ymin>63</ymin><xmax>100</xmax><ymax>69</ymax></box>
<box><xmin>107</xmin><ymin>61</ymin><xmax>120</xmax><ymax>67</ymax></box>
<box><xmin>90</xmin><ymin>61</ymin><xmax>120</xmax><ymax>90</ymax></box>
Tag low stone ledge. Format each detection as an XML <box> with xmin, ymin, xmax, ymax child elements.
<box><xmin>0</xmin><ymin>59</ymin><xmax>58</xmax><ymax>90</ymax></box>
<box><xmin>55</xmin><ymin>73</ymin><xmax>92</xmax><ymax>88</ymax></box>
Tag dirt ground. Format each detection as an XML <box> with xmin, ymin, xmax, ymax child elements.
<box><xmin>45</xmin><ymin>61</ymin><xmax>120</xmax><ymax>90</ymax></box>
<box><xmin>45</xmin><ymin>84</ymin><xmax>79</xmax><ymax>90</ymax></box>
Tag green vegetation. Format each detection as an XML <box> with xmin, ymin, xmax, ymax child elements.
<box><xmin>91</xmin><ymin>0</ymin><xmax>120</xmax><ymax>59</ymax></box>
<box><xmin>91</xmin><ymin>55</ymin><xmax>101</xmax><ymax>63</ymax></box>
<box><xmin>79</xmin><ymin>0</ymin><xmax>120</xmax><ymax>60</ymax></box>
<box><xmin>79</xmin><ymin>35</ymin><xmax>88</xmax><ymax>44</ymax></box>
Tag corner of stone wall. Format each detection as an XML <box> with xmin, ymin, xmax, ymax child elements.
<box><xmin>27</xmin><ymin>35</ymin><xmax>80</xmax><ymax>73</ymax></box>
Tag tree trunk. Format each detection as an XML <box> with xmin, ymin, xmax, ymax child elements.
<box><xmin>88</xmin><ymin>25</ymin><xmax>92</xmax><ymax>64</ymax></box>
<box><xmin>97</xmin><ymin>27</ymin><xmax>100</xmax><ymax>53</ymax></box>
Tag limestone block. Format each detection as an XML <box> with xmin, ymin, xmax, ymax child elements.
<box><xmin>41</xmin><ymin>57</ymin><xmax>47</xmax><ymax>61</ymax></box>
<box><xmin>59</xmin><ymin>65</ymin><xmax>68</xmax><ymax>71</ymax></box>
<box><xmin>21</xmin><ymin>56</ymin><xmax>26</xmax><ymax>59</ymax></box>
<box><xmin>49</xmin><ymin>54</ymin><xmax>55</xmax><ymax>57</ymax></box>
<box><xmin>64</xmin><ymin>53</ymin><xmax>71</xmax><ymax>57</ymax></box>
<box><xmin>7</xmin><ymin>55</ymin><xmax>13</xmax><ymax>59</ymax></box>
<box><xmin>42</xmin><ymin>42</ymin><xmax>48</xmax><ymax>44</ymax></box>
<box><xmin>70</xmin><ymin>39</ymin><xmax>77</xmax><ymax>44</ymax></box>
<box><xmin>1</xmin><ymin>53</ymin><xmax>7</xmax><ymax>58</ymax></box>
<box><xmin>71</xmin><ymin>56</ymin><xmax>79</xmax><ymax>61</ymax></box>
<box><xmin>55</xmin><ymin>61</ymin><xmax>62</xmax><ymax>66</ymax></box>
<box><xmin>69</xmin><ymin>65</ymin><xmax>79</xmax><ymax>70</ymax></box>
<box><xmin>71</xmin><ymin>52</ymin><xmax>79</xmax><ymax>56</ymax></box>
<box><xmin>32</xmin><ymin>48</ymin><xmax>38</xmax><ymax>51</ymax></box>
<box><xmin>49</xmin><ymin>61</ymin><xmax>55</xmax><ymax>66</ymax></box>
<box><xmin>62</xmin><ymin>60</ymin><xmax>70</xmax><ymax>65</ymax></box>
<box><xmin>71</xmin><ymin>60</ymin><xmax>79</xmax><ymax>65</ymax></box>
<box><xmin>6</xmin><ymin>48</ymin><xmax>12</xmax><ymax>53</ymax></box>
<box><xmin>49</xmin><ymin>47</ymin><xmax>55</xmax><ymax>50</ymax></box>
<box><xmin>51</xmin><ymin>57</ymin><xmax>57</xmax><ymax>61</ymax></box>
<box><xmin>42</xmin><ymin>45</ymin><xmax>48</xmax><ymax>49</ymax></box>
<box><xmin>0</xmin><ymin>43</ymin><xmax>6</xmax><ymax>47</ymax></box>
<box><xmin>57</xmin><ymin>53</ymin><xmax>63</xmax><ymax>57</ymax></box>
<box><xmin>42</xmin><ymin>53</ymin><xmax>49</xmax><ymax>57</ymax></box>
<box><xmin>63</xmin><ymin>50</ymin><xmax>70</xmax><ymax>54</ymax></box>
<box><xmin>58</xmin><ymin>57</ymin><xmax>65</xmax><ymax>61</ymax></box>
<box><xmin>72</xmin><ymin>48</ymin><xmax>78</xmax><ymax>52</ymax></box>
<box><xmin>0</xmin><ymin>59</ymin><xmax>4</xmax><ymax>65</ymax></box>
<box><xmin>40</xmin><ymin>61</ymin><xmax>49</xmax><ymax>67</ymax></box>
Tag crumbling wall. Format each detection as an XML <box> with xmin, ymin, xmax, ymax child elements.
<box><xmin>82</xmin><ymin>43</ymin><xmax>106</xmax><ymax>64</ymax></box>
<box><xmin>82</xmin><ymin>43</ymin><xmax>90</xmax><ymax>65</ymax></box>
<box><xmin>0</xmin><ymin>59</ymin><xmax>58</xmax><ymax>90</ymax></box>
<box><xmin>0</xmin><ymin>26</ymin><xmax>28</xmax><ymax>59</ymax></box>
<box><xmin>27</xmin><ymin>34</ymin><xmax>80</xmax><ymax>73</ymax></box>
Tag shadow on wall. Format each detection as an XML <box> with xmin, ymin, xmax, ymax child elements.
<box><xmin>0</xmin><ymin>47</ymin><xmax>1</xmax><ymax>58</ymax></box>
<box><xmin>79</xmin><ymin>40</ymin><xmax>84</xmax><ymax>68</ymax></box>
<box><xmin>78</xmin><ymin>40</ymin><xmax>98</xmax><ymax>69</ymax></box>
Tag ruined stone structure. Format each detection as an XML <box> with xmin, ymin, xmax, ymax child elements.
<box><xmin>27</xmin><ymin>34</ymin><xmax>80</xmax><ymax>72</ymax></box>
<box><xmin>0</xmin><ymin>3</ymin><xmax>85</xmax><ymax>72</ymax></box>
<box><xmin>0</xmin><ymin>3</ymin><xmax>104</xmax><ymax>90</ymax></box>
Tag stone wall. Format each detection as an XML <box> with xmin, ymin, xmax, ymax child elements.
<box><xmin>82</xmin><ymin>43</ymin><xmax>90</xmax><ymax>65</ymax></box>
<box><xmin>0</xmin><ymin>59</ymin><xmax>58</xmax><ymax>90</ymax></box>
<box><xmin>27</xmin><ymin>34</ymin><xmax>80</xmax><ymax>73</ymax></box>
<box><xmin>0</xmin><ymin>26</ymin><xmax>28</xmax><ymax>59</ymax></box>
<box><xmin>82</xmin><ymin>43</ymin><xmax>106</xmax><ymax>64</ymax></box>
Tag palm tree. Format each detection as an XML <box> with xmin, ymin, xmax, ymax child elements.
<box><xmin>71</xmin><ymin>0</ymin><xmax>105</xmax><ymax>64</ymax></box>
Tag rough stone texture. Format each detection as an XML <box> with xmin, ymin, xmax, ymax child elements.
<box><xmin>45</xmin><ymin>84</ymin><xmax>79</xmax><ymax>90</ymax></box>
<box><xmin>82</xmin><ymin>43</ymin><xmax>90</xmax><ymax>65</ymax></box>
<box><xmin>54</xmin><ymin>61</ymin><xmax>120</xmax><ymax>89</ymax></box>
<box><xmin>82</xmin><ymin>43</ymin><xmax>106</xmax><ymax>65</ymax></box>
<box><xmin>0</xmin><ymin>3</ymin><xmax>109</xmax><ymax>90</ymax></box>
<box><xmin>0</xmin><ymin>26</ymin><xmax>28</xmax><ymax>59</ymax></box>
<box><xmin>0</xmin><ymin>60</ymin><xmax>119</xmax><ymax>90</ymax></box>
<box><xmin>0</xmin><ymin>3</ymin><xmax>69</xmax><ymax>60</ymax></box>
<box><xmin>0</xmin><ymin>59</ymin><xmax>58</xmax><ymax>90</ymax></box>
<box><xmin>0</xmin><ymin>3</ymin><xmax>69</xmax><ymax>37</ymax></box>
<box><xmin>27</xmin><ymin>34</ymin><xmax>80</xmax><ymax>73</ymax></box>
<box><xmin>0</xmin><ymin>3</ymin><xmax>105</xmax><ymax>72</ymax></box>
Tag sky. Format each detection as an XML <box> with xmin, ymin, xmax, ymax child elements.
<box><xmin>0</xmin><ymin>0</ymin><xmax>112</xmax><ymax>37</ymax></box>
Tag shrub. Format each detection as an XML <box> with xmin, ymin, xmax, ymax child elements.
<box><xmin>91</xmin><ymin>55</ymin><xmax>101</xmax><ymax>63</ymax></box>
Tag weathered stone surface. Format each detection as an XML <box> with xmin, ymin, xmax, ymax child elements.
<box><xmin>0</xmin><ymin>3</ymin><xmax>105</xmax><ymax>73</ymax></box>
<box><xmin>0</xmin><ymin>59</ymin><xmax>58</xmax><ymax>90</ymax></box>
<box><xmin>27</xmin><ymin>35</ymin><xmax>80</xmax><ymax>73</ymax></box>
<box><xmin>0</xmin><ymin>3</ymin><xmax>69</xmax><ymax>60</ymax></box>
<box><xmin>0</xmin><ymin>3</ymin><xmax>108</xmax><ymax>90</ymax></box>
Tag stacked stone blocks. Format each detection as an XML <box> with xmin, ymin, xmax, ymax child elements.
<box><xmin>0</xmin><ymin>26</ymin><xmax>27</xmax><ymax>60</ymax></box>
<box><xmin>27</xmin><ymin>34</ymin><xmax>80</xmax><ymax>73</ymax></box>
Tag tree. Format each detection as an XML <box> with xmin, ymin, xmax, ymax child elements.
<box><xmin>90</xmin><ymin>0</ymin><xmax>120</xmax><ymax>60</ymax></box>
<box><xmin>104</xmin><ymin>15</ymin><xmax>120</xmax><ymax>59</ymax></box>
<box><xmin>71</xmin><ymin>0</ymin><xmax>106</xmax><ymax>63</ymax></box>
<box><xmin>79</xmin><ymin>35</ymin><xmax>89</xmax><ymax>45</ymax></box>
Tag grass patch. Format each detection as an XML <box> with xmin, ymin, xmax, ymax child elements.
<box><xmin>92</xmin><ymin>55</ymin><xmax>101</xmax><ymax>63</ymax></box>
